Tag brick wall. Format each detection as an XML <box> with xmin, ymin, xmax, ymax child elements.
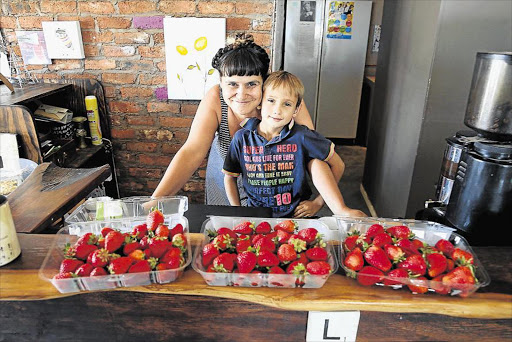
<box><xmin>1</xmin><ymin>0</ymin><xmax>275</xmax><ymax>203</ymax></box>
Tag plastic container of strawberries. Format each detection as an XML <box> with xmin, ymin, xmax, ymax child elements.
<box><xmin>335</xmin><ymin>217</ymin><xmax>491</xmax><ymax>297</ymax></box>
<box><xmin>192</xmin><ymin>216</ymin><xmax>338</xmax><ymax>288</ymax></box>
<box><xmin>39</xmin><ymin>196</ymin><xmax>192</xmax><ymax>293</ymax></box>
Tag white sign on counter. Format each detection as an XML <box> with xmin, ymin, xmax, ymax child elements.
<box><xmin>306</xmin><ymin>311</ymin><xmax>360</xmax><ymax>342</ymax></box>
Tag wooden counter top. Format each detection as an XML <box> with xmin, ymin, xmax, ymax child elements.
<box><xmin>1</xmin><ymin>234</ymin><xmax>511</xmax><ymax>320</ymax></box>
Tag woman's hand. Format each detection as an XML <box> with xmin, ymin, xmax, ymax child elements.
<box><xmin>337</xmin><ymin>207</ymin><xmax>368</xmax><ymax>218</ymax></box>
<box><xmin>293</xmin><ymin>197</ymin><xmax>324</xmax><ymax>218</ymax></box>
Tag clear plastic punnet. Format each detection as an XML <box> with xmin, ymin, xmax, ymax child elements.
<box><xmin>192</xmin><ymin>216</ymin><xmax>338</xmax><ymax>288</ymax></box>
<box><xmin>39</xmin><ymin>196</ymin><xmax>191</xmax><ymax>293</ymax></box>
<box><xmin>335</xmin><ymin>217</ymin><xmax>491</xmax><ymax>297</ymax></box>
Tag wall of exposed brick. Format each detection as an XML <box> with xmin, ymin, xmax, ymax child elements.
<box><xmin>1</xmin><ymin>0</ymin><xmax>274</xmax><ymax>203</ymax></box>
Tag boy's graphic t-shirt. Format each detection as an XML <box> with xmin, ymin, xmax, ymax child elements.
<box><xmin>223</xmin><ymin>118</ymin><xmax>335</xmax><ymax>217</ymax></box>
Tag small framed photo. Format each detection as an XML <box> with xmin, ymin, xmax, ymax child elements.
<box><xmin>15</xmin><ymin>31</ymin><xmax>52</xmax><ymax>65</ymax></box>
<box><xmin>42</xmin><ymin>21</ymin><xmax>85</xmax><ymax>59</ymax></box>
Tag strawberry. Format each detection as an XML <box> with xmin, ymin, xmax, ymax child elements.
<box><xmin>397</xmin><ymin>254</ymin><xmax>427</xmax><ymax>276</ymax></box>
<box><xmin>277</xmin><ymin>244</ymin><xmax>297</xmax><ymax>263</ymax></box>
<box><xmin>343</xmin><ymin>234</ymin><xmax>360</xmax><ymax>252</ymax></box>
<box><xmin>446</xmin><ymin>258</ymin><xmax>455</xmax><ymax>271</ymax></box>
<box><xmin>431</xmin><ymin>275</ymin><xmax>451</xmax><ymax>295</ymax></box>
<box><xmin>266</xmin><ymin>231</ymin><xmax>278</xmax><ymax>240</ymax></box>
<box><xmin>156</xmin><ymin>263</ymin><xmax>171</xmax><ymax>271</ymax></box>
<box><xmin>202</xmin><ymin>243</ymin><xmax>220</xmax><ymax>267</ymax></box>
<box><xmin>132</xmin><ymin>224</ymin><xmax>148</xmax><ymax>240</ymax></box>
<box><xmin>123</xmin><ymin>241</ymin><xmax>141</xmax><ymax>256</ymax></box>
<box><xmin>435</xmin><ymin>239</ymin><xmax>455</xmax><ymax>257</ymax></box>
<box><xmin>268</xmin><ymin>266</ymin><xmax>285</xmax><ymax>274</ymax></box>
<box><xmin>372</xmin><ymin>232</ymin><xmax>393</xmax><ymax>247</ymax></box>
<box><xmin>101</xmin><ymin>227</ymin><xmax>114</xmax><ymax>237</ymax></box>
<box><xmin>274</xmin><ymin>219</ymin><xmax>298</xmax><ymax>234</ymax></box>
<box><xmin>105</xmin><ymin>230</ymin><xmax>124</xmax><ymax>253</ymax></box>
<box><xmin>364</xmin><ymin>245</ymin><xmax>392</xmax><ymax>272</ymax></box>
<box><xmin>160</xmin><ymin>247</ymin><xmax>182</xmax><ymax>264</ymax></box>
<box><xmin>286</xmin><ymin>260</ymin><xmax>307</xmax><ymax>275</ymax></box>
<box><xmin>128</xmin><ymin>249</ymin><xmax>145</xmax><ymax>261</ymax></box>
<box><xmin>407</xmin><ymin>276</ymin><xmax>429</xmax><ymax>294</ymax></box>
<box><xmin>386</xmin><ymin>225</ymin><xmax>413</xmax><ymax>239</ymax></box>
<box><xmin>90</xmin><ymin>267</ymin><xmax>108</xmax><ymax>276</ymax></box>
<box><xmin>297</xmin><ymin>252</ymin><xmax>309</xmax><ymax>265</ymax></box>
<box><xmin>172</xmin><ymin>233</ymin><xmax>187</xmax><ymax>249</ymax></box>
<box><xmin>383</xmin><ymin>244</ymin><xmax>405</xmax><ymax>264</ymax></box>
<box><xmin>166</xmin><ymin>254</ymin><xmax>182</xmax><ymax>269</ymax></box>
<box><xmin>275</xmin><ymin>230</ymin><xmax>291</xmax><ymax>244</ymax></box>
<box><xmin>306</xmin><ymin>261</ymin><xmax>331</xmax><ymax>275</ymax></box>
<box><xmin>255</xmin><ymin>221</ymin><xmax>271</xmax><ymax>234</ymax></box>
<box><xmin>305</xmin><ymin>247</ymin><xmax>328</xmax><ymax>261</ymax></box>
<box><xmin>74</xmin><ymin>244</ymin><xmax>98</xmax><ymax>260</ymax></box>
<box><xmin>236</xmin><ymin>239</ymin><xmax>252</xmax><ymax>253</ymax></box>
<box><xmin>213</xmin><ymin>253</ymin><xmax>235</xmax><ymax>272</ymax></box>
<box><xmin>426</xmin><ymin>252</ymin><xmax>448</xmax><ymax>278</ymax></box>
<box><xmin>59</xmin><ymin>259</ymin><xmax>84</xmax><ymax>273</ymax></box>
<box><xmin>128</xmin><ymin>260</ymin><xmax>151</xmax><ymax>273</ymax></box>
<box><xmin>139</xmin><ymin>236</ymin><xmax>150</xmax><ymax>250</ymax></box>
<box><xmin>357</xmin><ymin>266</ymin><xmax>384</xmax><ymax>286</ymax></box>
<box><xmin>217</xmin><ymin>227</ymin><xmax>237</xmax><ymax>243</ymax></box>
<box><xmin>366</xmin><ymin>224</ymin><xmax>385</xmax><ymax>238</ymax></box>
<box><xmin>257</xmin><ymin>250</ymin><xmax>279</xmax><ymax>267</ymax></box>
<box><xmin>253</xmin><ymin>236</ymin><xmax>276</xmax><ymax>253</ymax></box>
<box><xmin>288</xmin><ymin>236</ymin><xmax>307</xmax><ymax>253</ymax></box>
<box><xmin>155</xmin><ymin>224</ymin><xmax>170</xmax><ymax>238</ymax></box>
<box><xmin>76</xmin><ymin>232</ymin><xmax>98</xmax><ymax>246</ymax></box>
<box><xmin>89</xmin><ymin>248</ymin><xmax>110</xmax><ymax>268</ymax></box>
<box><xmin>75</xmin><ymin>263</ymin><xmax>94</xmax><ymax>277</ymax></box>
<box><xmin>108</xmin><ymin>256</ymin><xmax>133</xmax><ymax>274</ymax></box>
<box><xmin>343</xmin><ymin>247</ymin><xmax>364</xmax><ymax>272</ymax></box>
<box><xmin>251</xmin><ymin>234</ymin><xmax>264</xmax><ymax>246</ymax></box>
<box><xmin>451</xmin><ymin>248</ymin><xmax>474</xmax><ymax>265</ymax></box>
<box><xmin>298</xmin><ymin>228</ymin><xmax>320</xmax><ymax>244</ymax></box>
<box><xmin>97</xmin><ymin>237</ymin><xmax>105</xmax><ymax>248</ymax></box>
<box><xmin>53</xmin><ymin>272</ymin><xmax>76</xmax><ymax>280</ymax></box>
<box><xmin>412</xmin><ymin>239</ymin><xmax>425</xmax><ymax>250</ymax></box>
<box><xmin>148</xmin><ymin>237</ymin><xmax>171</xmax><ymax>259</ymax></box>
<box><xmin>236</xmin><ymin>251</ymin><xmax>257</xmax><ymax>273</ymax></box>
<box><xmin>395</xmin><ymin>238</ymin><xmax>420</xmax><ymax>256</ymax></box>
<box><xmin>214</xmin><ymin>233</ymin><xmax>234</xmax><ymax>251</ymax></box>
<box><xmin>233</xmin><ymin>221</ymin><xmax>254</xmax><ymax>235</ymax></box>
<box><xmin>383</xmin><ymin>268</ymin><xmax>409</xmax><ymax>286</ymax></box>
<box><xmin>442</xmin><ymin>266</ymin><xmax>476</xmax><ymax>297</ymax></box>
<box><xmin>170</xmin><ymin>223</ymin><xmax>184</xmax><ymax>238</ymax></box>
<box><xmin>146</xmin><ymin>208</ymin><xmax>165</xmax><ymax>231</ymax></box>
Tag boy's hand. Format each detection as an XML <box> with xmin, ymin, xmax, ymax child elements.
<box><xmin>293</xmin><ymin>199</ymin><xmax>323</xmax><ymax>218</ymax></box>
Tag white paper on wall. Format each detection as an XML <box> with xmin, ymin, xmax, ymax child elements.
<box><xmin>42</xmin><ymin>21</ymin><xmax>85</xmax><ymax>59</ymax></box>
<box><xmin>164</xmin><ymin>17</ymin><xmax>226</xmax><ymax>100</ymax></box>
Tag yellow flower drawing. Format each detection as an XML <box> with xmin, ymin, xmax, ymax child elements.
<box><xmin>194</xmin><ymin>37</ymin><xmax>207</xmax><ymax>51</ymax></box>
<box><xmin>176</xmin><ymin>45</ymin><xmax>188</xmax><ymax>55</ymax></box>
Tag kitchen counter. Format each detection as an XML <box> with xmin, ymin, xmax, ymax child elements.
<box><xmin>1</xmin><ymin>233</ymin><xmax>511</xmax><ymax>341</ymax></box>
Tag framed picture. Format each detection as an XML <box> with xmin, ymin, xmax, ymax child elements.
<box><xmin>42</xmin><ymin>21</ymin><xmax>85</xmax><ymax>59</ymax></box>
<box><xmin>15</xmin><ymin>31</ymin><xmax>52</xmax><ymax>65</ymax></box>
<box><xmin>164</xmin><ymin>17</ymin><xmax>225</xmax><ymax>100</ymax></box>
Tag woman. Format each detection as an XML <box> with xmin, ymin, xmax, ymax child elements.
<box><xmin>152</xmin><ymin>33</ymin><xmax>342</xmax><ymax>218</ymax></box>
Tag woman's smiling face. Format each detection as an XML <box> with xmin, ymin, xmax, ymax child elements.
<box><xmin>220</xmin><ymin>75</ymin><xmax>263</xmax><ymax>117</ymax></box>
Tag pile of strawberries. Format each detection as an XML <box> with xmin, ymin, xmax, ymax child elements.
<box><xmin>201</xmin><ymin>220</ymin><xmax>332</xmax><ymax>284</ymax></box>
<box><xmin>342</xmin><ymin>224</ymin><xmax>479</xmax><ymax>296</ymax></box>
<box><xmin>53</xmin><ymin>209</ymin><xmax>187</xmax><ymax>280</ymax></box>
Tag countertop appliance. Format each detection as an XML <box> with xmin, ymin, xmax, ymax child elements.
<box><xmin>283</xmin><ymin>0</ymin><xmax>372</xmax><ymax>138</ymax></box>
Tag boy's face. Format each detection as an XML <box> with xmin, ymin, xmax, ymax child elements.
<box><xmin>260</xmin><ymin>85</ymin><xmax>298</xmax><ymax>131</ymax></box>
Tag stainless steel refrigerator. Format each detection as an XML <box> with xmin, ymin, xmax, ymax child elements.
<box><xmin>284</xmin><ymin>0</ymin><xmax>372</xmax><ymax>138</ymax></box>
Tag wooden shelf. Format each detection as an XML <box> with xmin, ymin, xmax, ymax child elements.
<box><xmin>0</xmin><ymin>83</ymin><xmax>72</xmax><ymax>106</ymax></box>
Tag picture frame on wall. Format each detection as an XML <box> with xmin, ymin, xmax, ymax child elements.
<box><xmin>42</xmin><ymin>21</ymin><xmax>85</xmax><ymax>59</ymax></box>
<box><xmin>15</xmin><ymin>31</ymin><xmax>52</xmax><ymax>65</ymax></box>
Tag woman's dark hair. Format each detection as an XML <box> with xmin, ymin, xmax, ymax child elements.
<box><xmin>211</xmin><ymin>33</ymin><xmax>270</xmax><ymax>78</ymax></box>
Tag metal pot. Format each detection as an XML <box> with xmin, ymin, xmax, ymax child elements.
<box><xmin>464</xmin><ymin>52</ymin><xmax>512</xmax><ymax>140</ymax></box>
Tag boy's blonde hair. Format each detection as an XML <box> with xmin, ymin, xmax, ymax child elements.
<box><xmin>263</xmin><ymin>71</ymin><xmax>304</xmax><ymax>108</ymax></box>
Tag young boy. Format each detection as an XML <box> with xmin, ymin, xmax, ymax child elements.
<box><xmin>222</xmin><ymin>71</ymin><xmax>366</xmax><ymax>218</ymax></box>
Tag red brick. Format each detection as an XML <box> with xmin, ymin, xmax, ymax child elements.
<box><xmin>171</xmin><ymin>131</ymin><xmax>189</xmax><ymax>143</ymax></box>
<box><xmin>236</xmin><ymin>2</ymin><xmax>273</xmax><ymax>15</ymax></box>
<box><xmin>138</xmin><ymin>46</ymin><xmax>164</xmax><ymax>58</ymax></box>
<box><xmin>181</xmin><ymin>103</ymin><xmax>199</xmax><ymax>115</ymax></box>
<box><xmin>18</xmin><ymin>16</ymin><xmax>53</xmax><ymax>29</ymax></box>
<box><xmin>126</xmin><ymin>142</ymin><xmax>158</xmax><ymax>152</ymax></box>
<box><xmin>97</xmin><ymin>17</ymin><xmax>132</xmax><ymax>29</ymax></box>
<box><xmin>114</xmin><ymin>32</ymin><xmax>150</xmax><ymax>44</ymax></box>
<box><xmin>109</xmin><ymin>100</ymin><xmax>141</xmax><ymax>113</ymax></box>
<box><xmin>66</xmin><ymin>73</ymin><xmax>98</xmax><ymax>80</ymax></box>
<box><xmin>138</xmin><ymin>154</ymin><xmax>171</xmax><ymax>167</ymax></box>
<box><xmin>57</xmin><ymin>16</ymin><xmax>95</xmax><ymax>29</ymax></box>
<box><xmin>104</xmin><ymin>86</ymin><xmax>117</xmax><ymax>98</ymax></box>
<box><xmin>112</xmin><ymin>129</ymin><xmax>136</xmax><ymax>139</ymax></box>
<box><xmin>153</xmin><ymin>32</ymin><xmax>165</xmax><ymax>44</ymax></box>
<box><xmin>128</xmin><ymin>168</ymin><xmax>162</xmax><ymax>178</ymax></box>
<box><xmin>84</xmin><ymin>45</ymin><xmax>100</xmax><ymax>57</ymax></box>
<box><xmin>183</xmin><ymin>181</ymin><xmax>204</xmax><ymax>192</ymax></box>
<box><xmin>121</xmin><ymin>87</ymin><xmax>154</xmax><ymax>98</ymax></box>
<box><xmin>5</xmin><ymin>2</ymin><xmax>38</xmax><ymax>14</ymax></box>
<box><xmin>127</xmin><ymin>115</ymin><xmax>155</xmax><ymax>125</ymax></box>
<box><xmin>139</xmin><ymin>74</ymin><xmax>166</xmax><ymax>85</ymax></box>
<box><xmin>85</xmin><ymin>59</ymin><xmax>117</xmax><ymax>70</ymax></box>
<box><xmin>102</xmin><ymin>72</ymin><xmax>137</xmax><ymax>84</ymax></box>
<box><xmin>40</xmin><ymin>1</ymin><xmax>77</xmax><ymax>14</ymax></box>
<box><xmin>4</xmin><ymin>31</ymin><xmax>17</xmax><ymax>43</ymax></box>
<box><xmin>251</xmin><ymin>32</ymin><xmax>271</xmax><ymax>47</ymax></box>
<box><xmin>40</xmin><ymin>73</ymin><xmax>61</xmax><ymax>81</ymax></box>
<box><xmin>103</xmin><ymin>46</ymin><xmax>136</xmax><ymax>57</ymax></box>
<box><xmin>253</xmin><ymin>18</ymin><xmax>272</xmax><ymax>31</ymax></box>
<box><xmin>79</xmin><ymin>2</ymin><xmax>115</xmax><ymax>14</ymax></box>
<box><xmin>119</xmin><ymin>1</ymin><xmax>157</xmax><ymax>14</ymax></box>
<box><xmin>160</xmin><ymin>117</ymin><xmax>193</xmax><ymax>128</ymax></box>
<box><xmin>159</xmin><ymin>1</ymin><xmax>196</xmax><ymax>14</ymax></box>
<box><xmin>198</xmin><ymin>2</ymin><xmax>234</xmax><ymax>14</ymax></box>
<box><xmin>118</xmin><ymin>60</ymin><xmax>155</xmax><ymax>72</ymax></box>
<box><xmin>142</xmin><ymin>129</ymin><xmax>174</xmax><ymax>141</ymax></box>
<box><xmin>82</xmin><ymin>31</ymin><xmax>114</xmax><ymax>44</ymax></box>
<box><xmin>48</xmin><ymin>60</ymin><xmax>83</xmax><ymax>71</ymax></box>
<box><xmin>147</xmin><ymin>102</ymin><xmax>180</xmax><ymax>113</ymax></box>
<box><xmin>162</xmin><ymin>144</ymin><xmax>182</xmax><ymax>154</ymax></box>
<box><xmin>0</xmin><ymin>17</ymin><xmax>17</xmax><ymax>29</ymax></box>
<box><xmin>227</xmin><ymin>18</ymin><xmax>251</xmax><ymax>31</ymax></box>
<box><xmin>156</xmin><ymin>61</ymin><xmax>166</xmax><ymax>72</ymax></box>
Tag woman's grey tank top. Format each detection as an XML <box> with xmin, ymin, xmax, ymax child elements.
<box><xmin>205</xmin><ymin>89</ymin><xmax>247</xmax><ymax>205</ymax></box>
